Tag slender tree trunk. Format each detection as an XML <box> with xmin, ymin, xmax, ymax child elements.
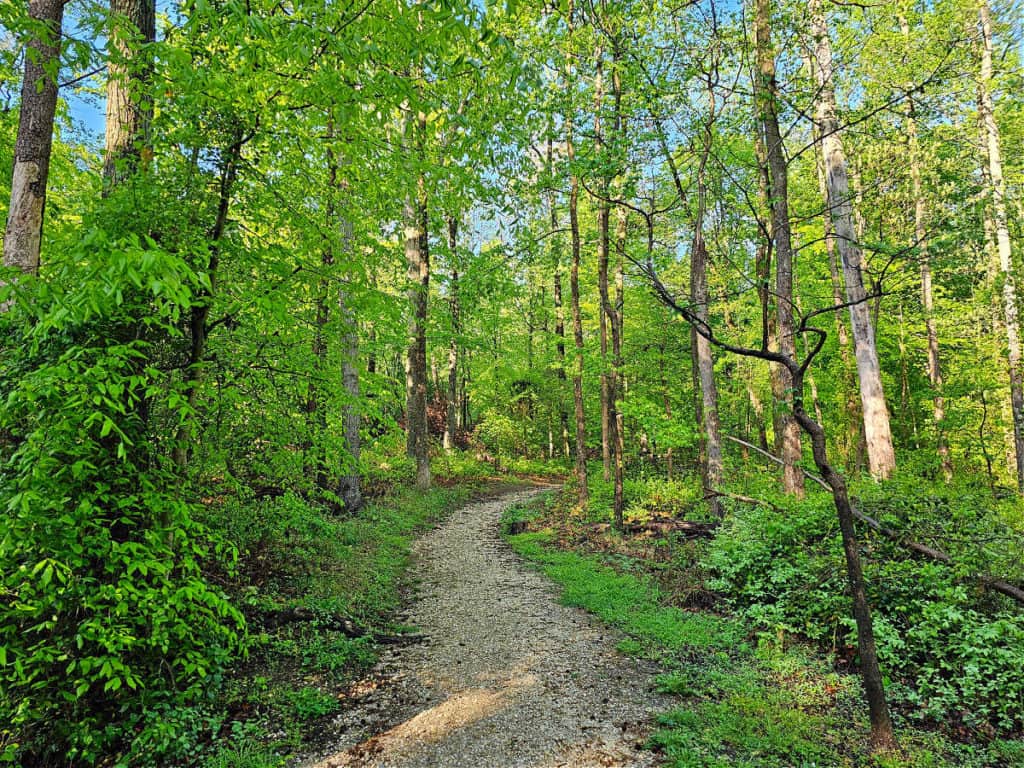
<box><xmin>812</xmin><ymin>122</ymin><xmax>861</xmax><ymax>470</ymax></box>
<box><xmin>606</xmin><ymin>48</ymin><xmax>628</xmax><ymax>529</ymax></box>
<box><xmin>338</xmin><ymin>286</ymin><xmax>363</xmax><ymax>512</ymax></box>
<box><xmin>566</xmin><ymin>1</ymin><xmax>589</xmax><ymax>506</ymax></box>
<box><xmin>789</xmin><ymin>371</ymin><xmax>897</xmax><ymax>752</ymax></box>
<box><xmin>592</xmin><ymin>49</ymin><xmax>613</xmax><ymax>484</ymax></box>
<box><xmin>809</xmin><ymin>0</ymin><xmax>896</xmax><ymax>479</ymax></box>
<box><xmin>404</xmin><ymin>115</ymin><xmax>431</xmax><ymax>491</ymax></box>
<box><xmin>552</xmin><ymin>212</ymin><xmax>571</xmax><ymax>460</ymax></box>
<box><xmin>659</xmin><ymin>340</ymin><xmax>675</xmax><ymax>480</ymax></box>
<box><xmin>978</xmin><ymin>0</ymin><xmax>1024</xmax><ymax>492</ymax></box>
<box><xmin>103</xmin><ymin>0</ymin><xmax>155</xmax><ymax>185</ymax></box>
<box><xmin>334</xmin><ymin>150</ymin><xmax>363</xmax><ymax>512</ymax></box>
<box><xmin>444</xmin><ymin>215</ymin><xmax>460</xmax><ymax>454</ymax></box>
<box><xmin>755</xmin><ymin>133</ymin><xmax>787</xmax><ymax>463</ymax></box>
<box><xmin>754</xmin><ymin>0</ymin><xmax>804</xmax><ymax>496</ymax></box>
<box><xmin>173</xmin><ymin>133</ymin><xmax>241</xmax><ymax>468</ymax></box>
<box><xmin>3</xmin><ymin>0</ymin><xmax>64</xmax><ymax>276</ymax></box>
<box><xmin>691</xmin><ymin>91</ymin><xmax>723</xmax><ymax>517</ymax></box>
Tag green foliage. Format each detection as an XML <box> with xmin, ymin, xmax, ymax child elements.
<box><xmin>474</xmin><ymin>409</ymin><xmax>524</xmax><ymax>457</ymax></box>
<box><xmin>707</xmin><ymin>486</ymin><xmax>1024</xmax><ymax>734</ymax></box>
<box><xmin>279</xmin><ymin>687</ymin><xmax>340</xmax><ymax>722</ymax></box>
<box><xmin>509</xmin><ymin>494</ymin><xmax>1020</xmax><ymax>767</ymax></box>
<box><xmin>0</xmin><ymin>235</ymin><xmax>246</xmax><ymax>766</ymax></box>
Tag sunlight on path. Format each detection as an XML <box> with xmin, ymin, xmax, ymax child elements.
<box><xmin>302</xmin><ymin>488</ymin><xmax>666</xmax><ymax>768</ymax></box>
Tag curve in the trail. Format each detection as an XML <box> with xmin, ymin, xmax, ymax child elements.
<box><xmin>304</xmin><ymin>487</ymin><xmax>667</xmax><ymax>768</ymax></box>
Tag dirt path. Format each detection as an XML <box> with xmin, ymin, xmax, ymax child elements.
<box><xmin>302</xmin><ymin>487</ymin><xmax>667</xmax><ymax>768</ymax></box>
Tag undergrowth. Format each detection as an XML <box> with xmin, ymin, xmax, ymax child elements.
<box><xmin>503</xmin><ymin>483</ymin><xmax>1024</xmax><ymax>768</ymax></box>
<box><xmin>194</xmin><ymin>478</ymin><xmax>486</xmax><ymax>767</ymax></box>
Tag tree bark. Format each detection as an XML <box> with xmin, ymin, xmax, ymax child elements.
<box><xmin>809</xmin><ymin>0</ymin><xmax>896</xmax><ymax>480</ymax></box>
<box><xmin>173</xmin><ymin>133</ymin><xmax>241</xmax><ymax>469</ymax></box>
<box><xmin>404</xmin><ymin>114</ymin><xmax>431</xmax><ymax>491</ymax></box>
<box><xmin>566</xmin><ymin>0</ymin><xmax>589</xmax><ymax>506</ymax></box>
<box><xmin>3</xmin><ymin>0</ymin><xmax>64</xmax><ymax>276</ymax></box>
<box><xmin>812</xmin><ymin>120</ymin><xmax>861</xmax><ymax>471</ymax></box>
<box><xmin>977</xmin><ymin>0</ymin><xmax>1024</xmax><ymax>492</ymax></box>
<box><xmin>754</xmin><ymin>0</ymin><xmax>804</xmax><ymax>496</ymax></box>
<box><xmin>332</xmin><ymin>141</ymin><xmax>363</xmax><ymax>512</ymax></box>
<box><xmin>103</xmin><ymin>0</ymin><xmax>155</xmax><ymax>185</ymax></box>
<box><xmin>338</xmin><ymin>284</ymin><xmax>363</xmax><ymax>512</ymax></box>
<box><xmin>608</xmin><ymin>45</ymin><xmax>627</xmax><ymax>529</ymax></box>
<box><xmin>691</xmin><ymin>78</ymin><xmax>723</xmax><ymax>517</ymax></box>
<box><xmin>444</xmin><ymin>215</ymin><xmax>460</xmax><ymax>454</ymax></box>
<box><xmin>593</xmin><ymin>49</ymin><xmax>612</xmax><ymax>484</ymax></box>
<box><xmin>789</xmin><ymin>379</ymin><xmax>897</xmax><ymax>752</ymax></box>
<box><xmin>547</xmin><ymin>134</ymin><xmax>571</xmax><ymax>460</ymax></box>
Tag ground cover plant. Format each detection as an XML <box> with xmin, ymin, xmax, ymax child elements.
<box><xmin>503</xmin><ymin>482</ymin><xmax>1024</xmax><ymax>768</ymax></box>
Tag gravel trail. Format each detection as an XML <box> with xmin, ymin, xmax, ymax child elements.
<box><xmin>304</xmin><ymin>487</ymin><xmax>668</xmax><ymax>768</ymax></box>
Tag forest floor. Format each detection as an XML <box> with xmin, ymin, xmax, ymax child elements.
<box><xmin>297</xmin><ymin>486</ymin><xmax>668</xmax><ymax>768</ymax></box>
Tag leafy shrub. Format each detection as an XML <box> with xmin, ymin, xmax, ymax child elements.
<box><xmin>0</xmin><ymin>234</ymin><xmax>246</xmax><ymax>765</ymax></box>
<box><xmin>707</xmin><ymin>487</ymin><xmax>1024</xmax><ymax>733</ymax></box>
<box><xmin>474</xmin><ymin>410</ymin><xmax>523</xmax><ymax>457</ymax></box>
<box><xmin>623</xmin><ymin>477</ymin><xmax>704</xmax><ymax>519</ymax></box>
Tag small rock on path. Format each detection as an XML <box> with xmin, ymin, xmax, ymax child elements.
<box><xmin>303</xmin><ymin>487</ymin><xmax>667</xmax><ymax>768</ymax></box>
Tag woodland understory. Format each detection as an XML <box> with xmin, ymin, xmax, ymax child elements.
<box><xmin>1</xmin><ymin>0</ymin><xmax>1023</xmax><ymax>766</ymax></box>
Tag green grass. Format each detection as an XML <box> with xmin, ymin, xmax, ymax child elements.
<box><xmin>503</xmin><ymin>501</ymin><xmax>1021</xmax><ymax>768</ymax></box>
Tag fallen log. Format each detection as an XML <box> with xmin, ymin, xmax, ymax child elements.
<box><xmin>622</xmin><ymin>517</ymin><xmax>719</xmax><ymax>538</ymax></box>
<box><xmin>722</xmin><ymin>435</ymin><xmax>1024</xmax><ymax>607</ymax></box>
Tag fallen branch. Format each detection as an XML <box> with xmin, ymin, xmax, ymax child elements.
<box><xmin>622</xmin><ymin>517</ymin><xmax>719</xmax><ymax>538</ymax></box>
<box><xmin>723</xmin><ymin>435</ymin><xmax>1024</xmax><ymax>607</ymax></box>
<box><xmin>262</xmin><ymin>606</ymin><xmax>425</xmax><ymax>645</ymax></box>
<box><xmin>724</xmin><ymin>435</ymin><xmax>829</xmax><ymax>490</ymax></box>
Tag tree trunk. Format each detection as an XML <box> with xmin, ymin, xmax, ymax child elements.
<box><xmin>103</xmin><ymin>0</ymin><xmax>155</xmax><ymax>185</ymax></box>
<box><xmin>3</xmin><ymin>0</ymin><xmax>64</xmax><ymax>276</ymax></box>
<box><xmin>444</xmin><ymin>215</ymin><xmax>460</xmax><ymax>454</ymax></box>
<box><xmin>607</xmin><ymin>46</ymin><xmax>628</xmax><ymax>529</ymax></box>
<box><xmin>812</xmin><ymin>120</ymin><xmax>861</xmax><ymax>471</ymax></box>
<box><xmin>977</xmin><ymin>0</ymin><xmax>1024</xmax><ymax>492</ymax></box>
<box><xmin>754</xmin><ymin>0</ymin><xmax>804</xmax><ymax>496</ymax></box>
<box><xmin>789</xmin><ymin>372</ymin><xmax>897</xmax><ymax>752</ymax></box>
<box><xmin>809</xmin><ymin>0</ymin><xmax>896</xmax><ymax>480</ymax></box>
<box><xmin>552</xmin><ymin>214</ymin><xmax>571</xmax><ymax>460</ymax></box>
<box><xmin>592</xmin><ymin>49</ymin><xmax>612</xmax><ymax>484</ymax></box>
<box><xmin>173</xmin><ymin>133</ymin><xmax>241</xmax><ymax>469</ymax></box>
<box><xmin>333</xmin><ymin>142</ymin><xmax>362</xmax><ymax>512</ymax></box>
<box><xmin>691</xmin><ymin>91</ymin><xmax>723</xmax><ymax>517</ymax></box>
<box><xmin>338</xmin><ymin>285</ymin><xmax>363</xmax><ymax>512</ymax></box>
<box><xmin>566</xmin><ymin>0</ymin><xmax>589</xmax><ymax>506</ymax></box>
<box><xmin>404</xmin><ymin>115</ymin><xmax>431</xmax><ymax>491</ymax></box>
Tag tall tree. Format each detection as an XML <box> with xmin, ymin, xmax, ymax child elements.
<box><xmin>977</xmin><ymin>0</ymin><xmax>1024</xmax><ymax>491</ymax></box>
<box><xmin>690</xmin><ymin>61</ymin><xmax>723</xmax><ymax>517</ymax></box>
<box><xmin>566</xmin><ymin>1</ymin><xmax>589</xmax><ymax>506</ymax></box>
<box><xmin>899</xmin><ymin>13</ymin><xmax>951</xmax><ymax>479</ymax></box>
<box><xmin>444</xmin><ymin>215</ymin><xmax>460</xmax><ymax>454</ymax></box>
<box><xmin>103</xmin><ymin>0</ymin><xmax>156</xmax><ymax>184</ymax></box>
<box><xmin>404</xmin><ymin>111</ymin><xmax>431</xmax><ymax>491</ymax></box>
<box><xmin>3</xmin><ymin>0</ymin><xmax>64</xmax><ymax>275</ymax></box>
<box><xmin>808</xmin><ymin>0</ymin><xmax>896</xmax><ymax>480</ymax></box>
<box><xmin>753</xmin><ymin>0</ymin><xmax>804</xmax><ymax>496</ymax></box>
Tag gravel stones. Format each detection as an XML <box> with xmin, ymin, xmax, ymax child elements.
<box><xmin>303</xmin><ymin>488</ymin><xmax>666</xmax><ymax>768</ymax></box>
